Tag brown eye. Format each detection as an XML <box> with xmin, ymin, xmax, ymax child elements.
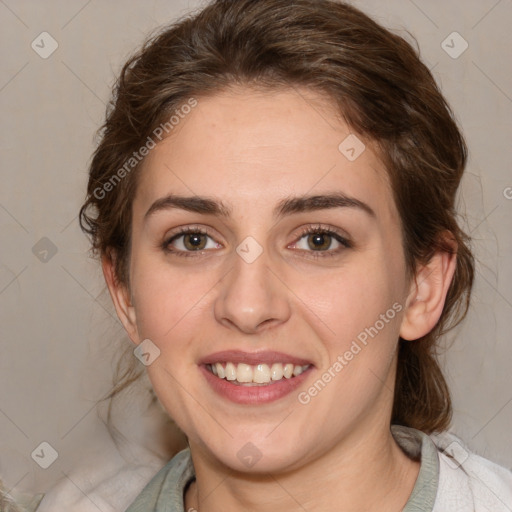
<box><xmin>290</xmin><ymin>225</ymin><xmax>352</xmax><ymax>259</ymax></box>
<box><xmin>182</xmin><ymin>232</ymin><xmax>208</xmax><ymax>251</ymax></box>
<box><xmin>162</xmin><ymin>227</ymin><xmax>221</xmax><ymax>257</ymax></box>
<box><xmin>306</xmin><ymin>232</ymin><xmax>333</xmax><ymax>251</ymax></box>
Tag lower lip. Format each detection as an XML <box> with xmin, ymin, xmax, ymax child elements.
<box><xmin>200</xmin><ymin>364</ymin><xmax>314</xmax><ymax>405</ymax></box>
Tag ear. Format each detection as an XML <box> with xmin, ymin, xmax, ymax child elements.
<box><xmin>102</xmin><ymin>250</ymin><xmax>140</xmax><ymax>345</ymax></box>
<box><xmin>399</xmin><ymin>233</ymin><xmax>457</xmax><ymax>341</ymax></box>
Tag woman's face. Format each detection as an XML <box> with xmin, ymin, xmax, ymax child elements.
<box><xmin>123</xmin><ymin>86</ymin><xmax>413</xmax><ymax>472</ymax></box>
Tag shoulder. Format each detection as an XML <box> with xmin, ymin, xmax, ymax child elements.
<box><xmin>36</xmin><ymin>462</ymin><xmax>163</xmax><ymax>512</ymax></box>
<box><xmin>124</xmin><ymin>448</ymin><xmax>194</xmax><ymax>511</ymax></box>
<box><xmin>429</xmin><ymin>430</ymin><xmax>512</xmax><ymax>512</ymax></box>
<box><xmin>35</xmin><ymin>437</ymin><xmax>166</xmax><ymax>512</ymax></box>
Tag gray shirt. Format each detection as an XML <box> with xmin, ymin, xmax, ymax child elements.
<box><xmin>125</xmin><ymin>425</ymin><xmax>439</xmax><ymax>511</ymax></box>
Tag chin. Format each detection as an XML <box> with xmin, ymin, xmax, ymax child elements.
<box><xmin>196</xmin><ymin>430</ymin><xmax>311</xmax><ymax>474</ymax></box>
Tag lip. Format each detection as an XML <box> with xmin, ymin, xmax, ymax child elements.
<box><xmin>200</xmin><ymin>363</ymin><xmax>314</xmax><ymax>405</ymax></box>
<box><xmin>198</xmin><ymin>350</ymin><xmax>313</xmax><ymax>366</ymax></box>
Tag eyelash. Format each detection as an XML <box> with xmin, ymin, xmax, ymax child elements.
<box><xmin>161</xmin><ymin>224</ymin><xmax>352</xmax><ymax>259</ymax></box>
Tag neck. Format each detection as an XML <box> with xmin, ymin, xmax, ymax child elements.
<box><xmin>185</xmin><ymin>422</ymin><xmax>420</xmax><ymax>512</ymax></box>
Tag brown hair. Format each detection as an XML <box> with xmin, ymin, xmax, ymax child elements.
<box><xmin>80</xmin><ymin>0</ymin><xmax>474</xmax><ymax>434</ymax></box>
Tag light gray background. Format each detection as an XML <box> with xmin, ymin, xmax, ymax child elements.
<box><xmin>1</xmin><ymin>0</ymin><xmax>511</xmax><ymax>502</ymax></box>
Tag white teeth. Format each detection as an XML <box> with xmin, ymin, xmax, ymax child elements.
<box><xmin>225</xmin><ymin>362</ymin><xmax>237</xmax><ymax>381</ymax></box>
<box><xmin>215</xmin><ymin>362</ymin><xmax>225</xmax><ymax>379</ymax></box>
<box><xmin>270</xmin><ymin>363</ymin><xmax>283</xmax><ymax>381</ymax></box>
<box><xmin>208</xmin><ymin>362</ymin><xmax>310</xmax><ymax>384</ymax></box>
<box><xmin>293</xmin><ymin>365</ymin><xmax>304</xmax><ymax>376</ymax></box>
<box><xmin>253</xmin><ymin>364</ymin><xmax>271</xmax><ymax>384</ymax></box>
<box><xmin>283</xmin><ymin>363</ymin><xmax>294</xmax><ymax>379</ymax></box>
<box><xmin>236</xmin><ymin>363</ymin><xmax>253</xmax><ymax>383</ymax></box>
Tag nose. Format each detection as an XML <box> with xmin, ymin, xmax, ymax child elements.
<box><xmin>213</xmin><ymin>243</ymin><xmax>291</xmax><ymax>334</ymax></box>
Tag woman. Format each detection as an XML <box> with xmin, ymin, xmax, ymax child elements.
<box><xmin>44</xmin><ymin>0</ymin><xmax>512</xmax><ymax>510</ymax></box>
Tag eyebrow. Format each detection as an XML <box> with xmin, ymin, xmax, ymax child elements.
<box><xmin>144</xmin><ymin>192</ymin><xmax>376</xmax><ymax>222</ymax></box>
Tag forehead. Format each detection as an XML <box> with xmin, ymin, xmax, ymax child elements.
<box><xmin>134</xmin><ymin>86</ymin><xmax>395</xmax><ymax>224</ymax></box>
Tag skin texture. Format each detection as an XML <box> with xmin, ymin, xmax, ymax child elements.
<box><xmin>103</xmin><ymin>85</ymin><xmax>457</xmax><ymax>511</ymax></box>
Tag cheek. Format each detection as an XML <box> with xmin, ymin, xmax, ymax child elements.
<box><xmin>130</xmin><ymin>260</ymin><xmax>210</xmax><ymax>423</ymax></box>
<box><xmin>297</xmin><ymin>265</ymin><xmax>402</xmax><ymax>401</ymax></box>
<box><xmin>293</xmin><ymin>258</ymin><xmax>402</xmax><ymax>345</ymax></box>
<box><xmin>129</xmin><ymin>250</ymin><xmax>214</xmax><ymax>342</ymax></box>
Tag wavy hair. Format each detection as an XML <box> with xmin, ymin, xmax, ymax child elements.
<box><xmin>80</xmin><ymin>0</ymin><xmax>474</xmax><ymax>434</ymax></box>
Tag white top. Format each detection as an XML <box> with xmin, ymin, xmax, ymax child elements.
<box><xmin>429</xmin><ymin>428</ymin><xmax>512</xmax><ymax>511</ymax></box>
<box><xmin>32</xmin><ymin>426</ymin><xmax>512</xmax><ymax>511</ymax></box>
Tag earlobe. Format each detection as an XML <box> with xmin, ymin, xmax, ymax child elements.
<box><xmin>101</xmin><ymin>251</ymin><xmax>140</xmax><ymax>344</ymax></box>
<box><xmin>399</xmin><ymin>238</ymin><xmax>457</xmax><ymax>341</ymax></box>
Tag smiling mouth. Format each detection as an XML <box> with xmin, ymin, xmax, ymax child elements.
<box><xmin>205</xmin><ymin>362</ymin><xmax>312</xmax><ymax>386</ymax></box>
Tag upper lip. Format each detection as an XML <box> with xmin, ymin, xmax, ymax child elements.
<box><xmin>199</xmin><ymin>350</ymin><xmax>313</xmax><ymax>367</ymax></box>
